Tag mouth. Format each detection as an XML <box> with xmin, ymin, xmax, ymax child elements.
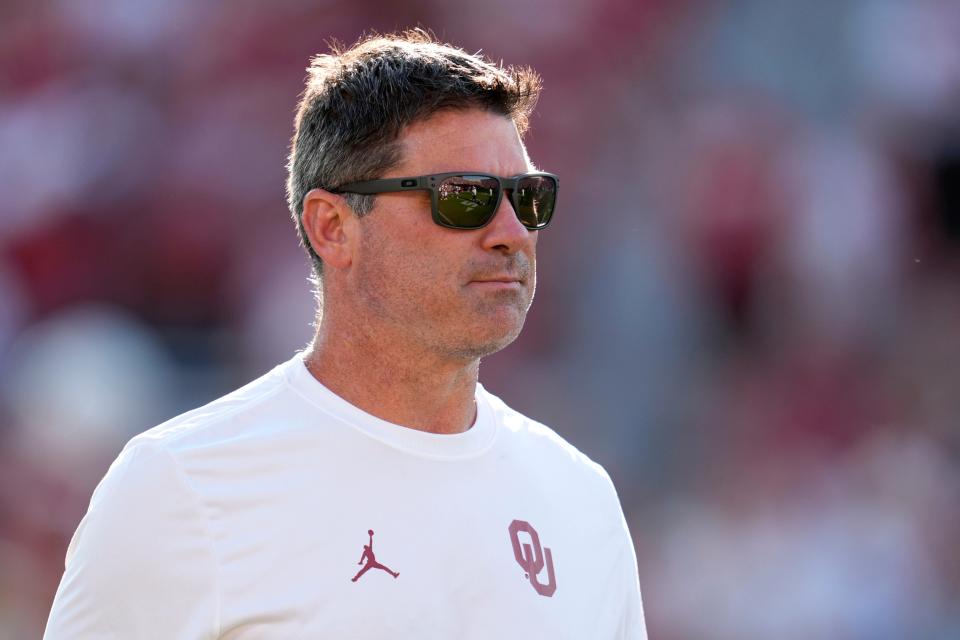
<box><xmin>468</xmin><ymin>275</ymin><xmax>525</xmax><ymax>288</ymax></box>
<box><xmin>465</xmin><ymin>258</ymin><xmax>532</xmax><ymax>291</ymax></box>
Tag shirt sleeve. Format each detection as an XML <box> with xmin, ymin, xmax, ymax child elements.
<box><xmin>44</xmin><ymin>441</ymin><xmax>220</xmax><ymax>639</ymax></box>
<box><xmin>598</xmin><ymin>467</ymin><xmax>648</xmax><ymax>640</ymax></box>
<box><xmin>617</xmin><ymin>506</ymin><xmax>648</xmax><ymax>640</ymax></box>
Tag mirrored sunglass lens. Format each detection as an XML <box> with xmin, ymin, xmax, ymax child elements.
<box><xmin>437</xmin><ymin>175</ymin><xmax>499</xmax><ymax>227</ymax></box>
<box><xmin>515</xmin><ymin>176</ymin><xmax>556</xmax><ymax>228</ymax></box>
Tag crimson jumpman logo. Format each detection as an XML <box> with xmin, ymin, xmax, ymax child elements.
<box><xmin>351</xmin><ymin>529</ymin><xmax>400</xmax><ymax>582</ymax></box>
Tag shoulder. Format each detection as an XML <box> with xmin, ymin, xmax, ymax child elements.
<box><xmin>480</xmin><ymin>386</ymin><xmax>617</xmax><ymax>490</ymax></box>
<box><xmin>128</xmin><ymin>357</ymin><xmax>297</xmax><ymax>454</ymax></box>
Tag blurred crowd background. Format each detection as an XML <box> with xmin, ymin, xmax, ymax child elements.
<box><xmin>2</xmin><ymin>0</ymin><xmax>959</xmax><ymax>638</ymax></box>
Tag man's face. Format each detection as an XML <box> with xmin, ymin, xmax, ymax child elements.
<box><xmin>348</xmin><ymin>109</ymin><xmax>538</xmax><ymax>361</ymax></box>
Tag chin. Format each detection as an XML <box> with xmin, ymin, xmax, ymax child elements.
<box><xmin>435</xmin><ymin>299</ymin><xmax>530</xmax><ymax>360</ymax></box>
<box><xmin>450</xmin><ymin>322</ymin><xmax>525</xmax><ymax>360</ymax></box>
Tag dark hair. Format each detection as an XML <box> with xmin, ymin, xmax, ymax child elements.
<box><xmin>285</xmin><ymin>29</ymin><xmax>542</xmax><ymax>281</ymax></box>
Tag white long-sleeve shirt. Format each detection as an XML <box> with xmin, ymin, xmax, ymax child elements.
<box><xmin>45</xmin><ymin>354</ymin><xmax>647</xmax><ymax>638</ymax></box>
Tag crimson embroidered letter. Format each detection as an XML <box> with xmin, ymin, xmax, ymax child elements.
<box><xmin>508</xmin><ymin>519</ymin><xmax>557</xmax><ymax>597</ymax></box>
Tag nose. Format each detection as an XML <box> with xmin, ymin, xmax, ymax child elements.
<box><xmin>479</xmin><ymin>191</ymin><xmax>536</xmax><ymax>254</ymax></box>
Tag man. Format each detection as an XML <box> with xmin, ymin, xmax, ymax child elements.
<box><xmin>45</xmin><ymin>30</ymin><xmax>647</xmax><ymax>638</ymax></box>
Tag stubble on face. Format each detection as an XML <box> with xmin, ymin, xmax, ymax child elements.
<box><xmin>353</xmin><ymin>217</ymin><xmax>536</xmax><ymax>362</ymax></box>
<box><xmin>455</xmin><ymin>251</ymin><xmax>536</xmax><ymax>353</ymax></box>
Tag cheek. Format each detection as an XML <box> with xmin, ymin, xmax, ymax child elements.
<box><xmin>356</xmin><ymin>223</ymin><xmax>461</xmax><ymax>312</ymax></box>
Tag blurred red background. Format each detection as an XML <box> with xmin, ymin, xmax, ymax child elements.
<box><xmin>2</xmin><ymin>1</ymin><xmax>960</xmax><ymax>637</ymax></box>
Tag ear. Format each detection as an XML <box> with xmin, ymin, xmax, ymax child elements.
<box><xmin>301</xmin><ymin>188</ymin><xmax>358</xmax><ymax>270</ymax></box>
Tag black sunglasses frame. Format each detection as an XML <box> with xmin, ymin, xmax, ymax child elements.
<box><xmin>333</xmin><ymin>171</ymin><xmax>559</xmax><ymax>230</ymax></box>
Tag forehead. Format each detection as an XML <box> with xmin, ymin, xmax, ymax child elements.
<box><xmin>392</xmin><ymin>109</ymin><xmax>532</xmax><ymax>176</ymax></box>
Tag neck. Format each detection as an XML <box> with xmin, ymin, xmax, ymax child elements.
<box><xmin>303</xmin><ymin>314</ymin><xmax>480</xmax><ymax>435</ymax></box>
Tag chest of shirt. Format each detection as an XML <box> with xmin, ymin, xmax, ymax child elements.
<box><xmin>201</xmin><ymin>452</ymin><xmax>627</xmax><ymax>638</ymax></box>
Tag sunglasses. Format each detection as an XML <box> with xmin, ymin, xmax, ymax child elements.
<box><xmin>334</xmin><ymin>171</ymin><xmax>558</xmax><ymax>230</ymax></box>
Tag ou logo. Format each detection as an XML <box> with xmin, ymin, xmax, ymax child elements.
<box><xmin>508</xmin><ymin>519</ymin><xmax>557</xmax><ymax>597</ymax></box>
